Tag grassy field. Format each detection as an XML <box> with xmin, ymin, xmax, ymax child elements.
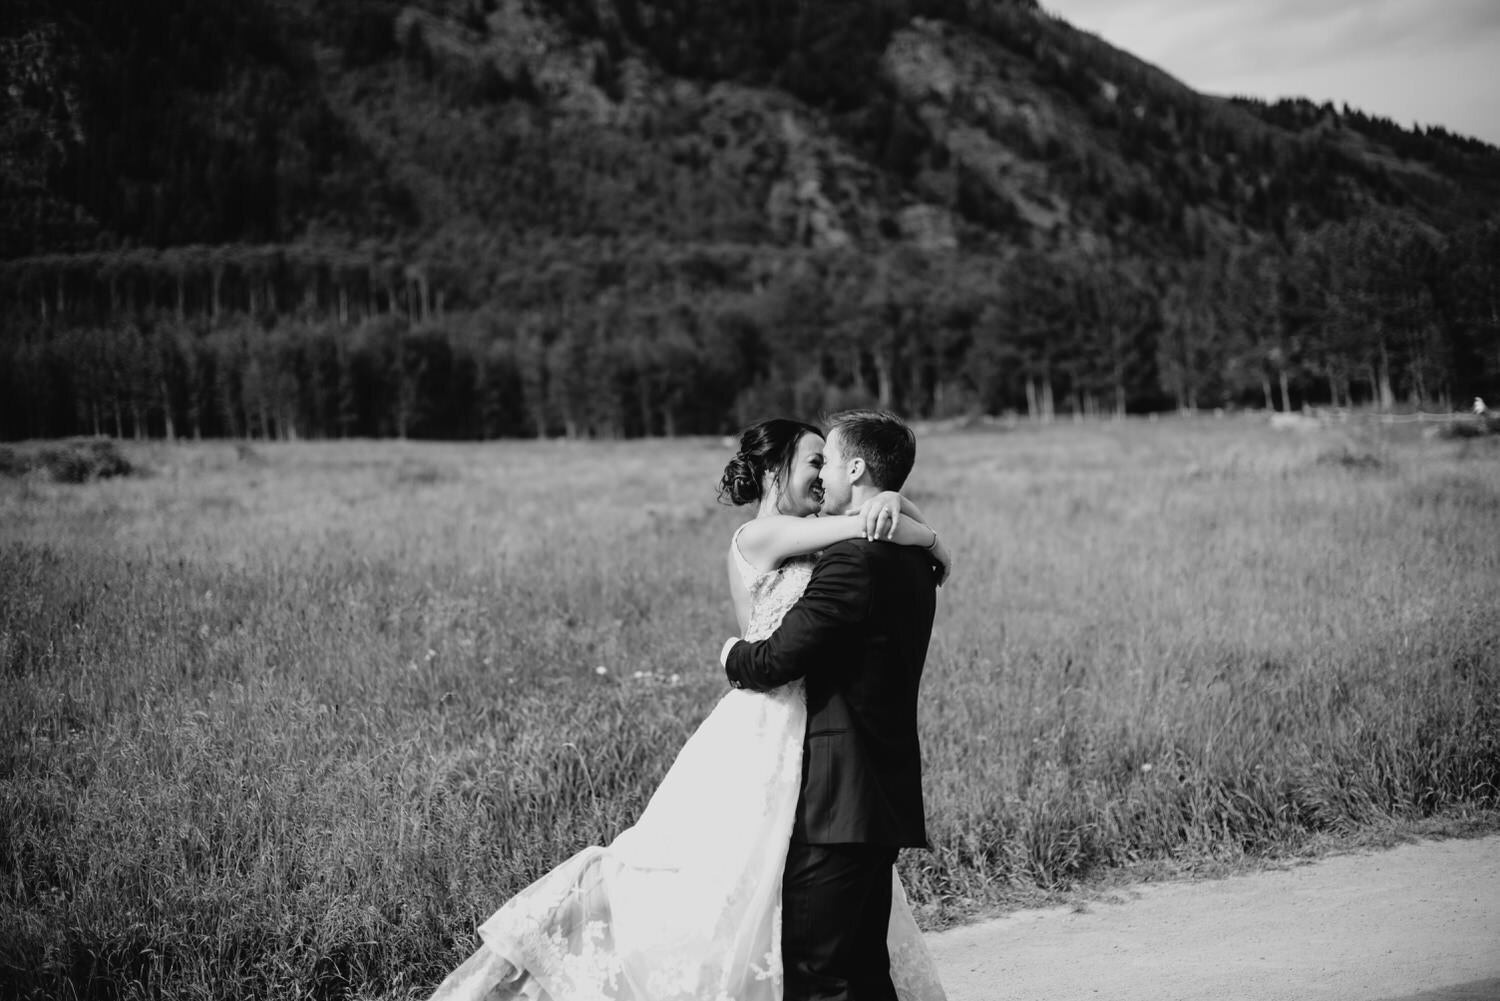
<box><xmin>2</xmin><ymin>418</ymin><xmax>1498</xmax><ymax>1000</ymax></box>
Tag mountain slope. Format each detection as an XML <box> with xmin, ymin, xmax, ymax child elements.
<box><xmin>1</xmin><ymin>0</ymin><xmax>1497</xmax><ymax>439</ymax></box>
<box><xmin>6</xmin><ymin>0</ymin><xmax>1495</xmax><ymax>258</ymax></box>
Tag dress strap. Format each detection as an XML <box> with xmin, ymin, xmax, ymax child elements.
<box><xmin>730</xmin><ymin>522</ymin><xmax>767</xmax><ymax>589</ymax></box>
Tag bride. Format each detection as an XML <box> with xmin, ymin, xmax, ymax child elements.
<box><xmin>428</xmin><ymin>418</ymin><xmax>951</xmax><ymax>1001</ymax></box>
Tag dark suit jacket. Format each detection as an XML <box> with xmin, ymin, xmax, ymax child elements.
<box><xmin>725</xmin><ymin>539</ymin><xmax>937</xmax><ymax>848</ymax></box>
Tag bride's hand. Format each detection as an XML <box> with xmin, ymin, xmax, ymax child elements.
<box><xmin>930</xmin><ymin>537</ymin><xmax>953</xmax><ymax>587</ymax></box>
<box><xmin>858</xmin><ymin>491</ymin><xmax>904</xmax><ymax>540</ymax></box>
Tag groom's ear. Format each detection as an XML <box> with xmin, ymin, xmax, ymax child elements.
<box><xmin>848</xmin><ymin>456</ymin><xmax>866</xmax><ymax>483</ymax></box>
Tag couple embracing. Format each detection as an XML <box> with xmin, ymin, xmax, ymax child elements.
<box><xmin>429</xmin><ymin>410</ymin><xmax>952</xmax><ymax>1001</ymax></box>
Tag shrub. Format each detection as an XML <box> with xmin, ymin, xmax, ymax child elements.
<box><xmin>1437</xmin><ymin>414</ymin><xmax>1500</xmax><ymax>440</ymax></box>
<box><xmin>0</xmin><ymin>438</ymin><xmax>137</xmax><ymax>482</ymax></box>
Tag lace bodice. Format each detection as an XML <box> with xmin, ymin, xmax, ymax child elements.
<box><xmin>731</xmin><ymin>524</ymin><xmax>816</xmax><ymax>642</ymax></box>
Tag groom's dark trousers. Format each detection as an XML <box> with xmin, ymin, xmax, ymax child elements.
<box><xmin>725</xmin><ymin>539</ymin><xmax>938</xmax><ymax>1001</ymax></box>
<box><xmin>782</xmin><ymin>842</ymin><xmax>900</xmax><ymax>1001</ymax></box>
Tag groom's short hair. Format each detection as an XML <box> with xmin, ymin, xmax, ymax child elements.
<box><xmin>827</xmin><ymin>409</ymin><xmax>916</xmax><ymax>490</ymax></box>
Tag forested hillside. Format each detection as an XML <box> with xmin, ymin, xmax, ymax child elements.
<box><xmin>3</xmin><ymin>0</ymin><xmax>1498</xmax><ymax>439</ymax></box>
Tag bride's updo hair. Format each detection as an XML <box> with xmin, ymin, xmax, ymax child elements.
<box><xmin>718</xmin><ymin>418</ymin><xmax>824</xmax><ymax>506</ymax></box>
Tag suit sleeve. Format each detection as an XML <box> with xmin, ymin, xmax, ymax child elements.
<box><xmin>724</xmin><ymin>543</ymin><xmax>871</xmax><ymax>692</ymax></box>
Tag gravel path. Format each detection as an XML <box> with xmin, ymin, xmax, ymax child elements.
<box><xmin>927</xmin><ymin>835</ymin><xmax>1500</xmax><ymax>1001</ymax></box>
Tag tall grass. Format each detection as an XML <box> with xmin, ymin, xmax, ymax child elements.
<box><xmin>2</xmin><ymin>420</ymin><xmax>1498</xmax><ymax>1000</ymax></box>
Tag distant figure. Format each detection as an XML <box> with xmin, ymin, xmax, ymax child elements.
<box><xmin>1475</xmin><ymin>397</ymin><xmax>1488</xmax><ymax>415</ymax></box>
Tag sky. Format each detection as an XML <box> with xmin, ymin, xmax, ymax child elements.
<box><xmin>1041</xmin><ymin>0</ymin><xmax>1500</xmax><ymax>146</ymax></box>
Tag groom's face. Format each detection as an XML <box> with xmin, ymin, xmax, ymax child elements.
<box><xmin>818</xmin><ymin>429</ymin><xmax>855</xmax><ymax>515</ymax></box>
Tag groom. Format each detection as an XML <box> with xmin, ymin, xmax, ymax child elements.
<box><xmin>721</xmin><ymin>409</ymin><xmax>938</xmax><ymax>1001</ymax></box>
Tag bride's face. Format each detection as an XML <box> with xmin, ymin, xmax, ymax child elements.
<box><xmin>771</xmin><ymin>432</ymin><xmax>826</xmax><ymax>516</ymax></box>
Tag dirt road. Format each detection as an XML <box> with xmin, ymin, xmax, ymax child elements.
<box><xmin>927</xmin><ymin>836</ymin><xmax>1500</xmax><ymax>1001</ymax></box>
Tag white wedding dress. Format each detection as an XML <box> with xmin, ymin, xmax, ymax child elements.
<box><xmin>427</xmin><ymin>529</ymin><xmax>946</xmax><ymax>1001</ymax></box>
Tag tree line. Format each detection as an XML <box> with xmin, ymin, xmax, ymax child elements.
<box><xmin>3</xmin><ymin>213</ymin><xmax>1495</xmax><ymax>441</ymax></box>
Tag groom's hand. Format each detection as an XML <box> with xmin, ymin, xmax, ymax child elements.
<box><xmin>720</xmin><ymin>637</ymin><xmax>745</xmax><ymax>688</ymax></box>
<box><xmin>724</xmin><ymin>544</ymin><xmax>870</xmax><ymax>692</ymax></box>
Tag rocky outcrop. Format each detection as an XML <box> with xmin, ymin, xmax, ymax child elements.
<box><xmin>765</xmin><ymin>112</ymin><xmax>854</xmax><ymax>249</ymax></box>
<box><xmin>882</xmin><ymin>19</ymin><xmax>1074</xmax><ymax>236</ymax></box>
<box><xmin>395</xmin><ymin>2</ymin><xmax>635</xmax><ymax>126</ymax></box>
<box><xmin>895</xmin><ymin>204</ymin><xmax>958</xmax><ymax>250</ymax></box>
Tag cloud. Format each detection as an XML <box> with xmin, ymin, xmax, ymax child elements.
<box><xmin>1162</xmin><ymin>0</ymin><xmax>1500</xmax><ymax>75</ymax></box>
<box><xmin>1055</xmin><ymin>0</ymin><xmax>1500</xmax><ymax>73</ymax></box>
<box><xmin>1044</xmin><ymin>0</ymin><xmax>1500</xmax><ymax>142</ymax></box>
